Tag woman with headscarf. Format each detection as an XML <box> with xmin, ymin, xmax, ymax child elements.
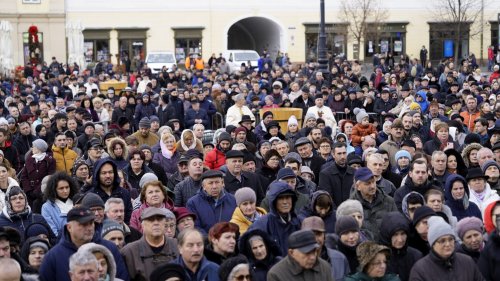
<box><xmin>238</xmin><ymin>229</ymin><xmax>281</xmax><ymax>281</ymax></box>
<box><xmin>20</xmin><ymin>139</ymin><xmax>55</xmax><ymax>213</ymax></box>
<box><xmin>345</xmin><ymin>241</ymin><xmax>400</xmax><ymax>281</ymax></box>
<box><xmin>0</xmin><ymin>186</ymin><xmax>54</xmax><ymax>242</ymax></box>
<box><xmin>176</xmin><ymin>129</ymin><xmax>203</xmax><ymax>155</ymax></box>
<box><xmin>153</xmin><ymin>132</ymin><xmax>181</xmax><ymax>178</ymax></box>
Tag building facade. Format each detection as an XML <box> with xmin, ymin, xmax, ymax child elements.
<box><xmin>1</xmin><ymin>0</ymin><xmax>499</xmax><ymax>67</ymax></box>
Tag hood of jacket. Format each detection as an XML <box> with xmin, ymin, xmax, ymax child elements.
<box><xmin>379</xmin><ymin>212</ymin><xmax>410</xmax><ymax>249</ymax></box>
<box><xmin>239</xmin><ymin>228</ymin><xmax>283</xmax><ymax>259</ymax></box>
<box><xmin>308</xmin><ymin>190</ymin><xmax>334</xmax><ymax>216</ymax></box>
<box><xmin>92</xmin><ymin>159</ymin><xmax>120</xmax><ymax>188</ymax></box>
<box><xmin>267</xmin><ymin>182</ymin><xmax>297</xmax><ymax>215</ymax></box>
<box><xmin>78</xmin><ymin>243</ymin><xmax>116</xmax><ymax>281</ymax></box>
<box><xmin>107</xmin><ymin>137</ymin><xmax>128</xmax><ymax>160</ymax></box>
<box><xmin>484</xmin><ymin>199</ymin><xmax>500</xmax><ymax>234</ymax></box>
<box><xmin>401</xmin><ymin>191</ymin><xmax>425</xmax><ymax>220</ymax></box>
<box><xmin>336</xmin><ymin>132</ymin><xmax>352</xmax><ymax>146</ymax></box>
<box><xmin>444</xmin><ymin>174</ymin><xmax>470</xmax><ymax>210</ymax></box>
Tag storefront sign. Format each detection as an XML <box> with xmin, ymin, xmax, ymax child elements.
<box><xmin>380</xmin><ymin>40</ymin><xmax>389</xmax><ymax>53</ymax></box>
<box><xmin>394</xmin><ymin>41</ymin><xmax>402</xmax><ymax>52</ymax></box>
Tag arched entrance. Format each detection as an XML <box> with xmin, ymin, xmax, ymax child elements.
<box><xmin>227</xmin><ymin>17</ymin><xmax>283</xmax><ymax>58</ymax></box>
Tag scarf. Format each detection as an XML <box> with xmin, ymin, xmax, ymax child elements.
<box><xmin>55</xmin><ymin>198</ymin><xmax>74</xmax><ymax>215</ymax></box>
<box><xmin>160</xmin><ymin>140</ymin><xmax>174</xmax><ymax>159</ymax></box>
<box><xmin>180</xmin><ymin>133</ymin><xmax>197</xmax><ymax>151</ymax></box>
<box><xmin>470</xmin><ymin>188</ymin><xmax>487</xmax><ymax>202</ymax></box>
<box><xmin>32</xmin><ymin>152</ymin><xmax>47</xmax><ymax>162</ymax></box>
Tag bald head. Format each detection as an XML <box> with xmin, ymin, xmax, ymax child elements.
<box><xmin>0</xmin><ymin>258</ymin><xmax>21</xmax><ymax>281</ymax></box>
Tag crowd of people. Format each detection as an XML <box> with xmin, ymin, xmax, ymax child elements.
<box><xmin>0</xmin><ymin>49</ymin><xmax>499</xmax><ymax>281</ymax></box>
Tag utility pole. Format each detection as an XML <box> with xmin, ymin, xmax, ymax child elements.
<box><xmin>480</xmin><ymin>0</ymin><xmax>484</xmax><ymax>66</ymax></box>
<box><xmin>317</xmin><ymin>0</ymin><xmax>329</xmax><ymax>74</ymax></box>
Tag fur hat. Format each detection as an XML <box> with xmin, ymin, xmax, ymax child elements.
<box><xmin>428</xmin><ymin>216</ymin><xmax>456</xmax><ymax>246</ymax></box>
<box><xmin>461</xmin><ymin>143</ymin><xmax>483</xmax><ymax>167</ymax></box>
<box><xmin>356</xmin><ymin>241</ymin><xmax>390</xmax><ymax>272</ymax></box>
<box><xmin>234</xmin><ymin>187</ymin><xmax>256</xmax><ymax>206</ymax></box>
<box><xmin>353</xmin><ymin>108</ymin><xmax>369</xmax><ymax>124</ymax></box>
<box><xmin>337</xmin><ymin>199</ymin><xmax>364</xmax><ymax>218</ymax></box>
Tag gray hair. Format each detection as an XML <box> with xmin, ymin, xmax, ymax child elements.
<box><xmin>431</xmin><ymin>151</ymin><xmax>447</xmax><ymax>161</ymax></box>
<box><xmin>234</xmin><ymin>93</ymin><xmax>245</xmax><ymax>103</ymax></box>
<box><xmin>69</xmin><ymin>250</ymin><xmax>99</xmax><ymax>273</ymax></box>
<box><xmin>366</xmin><ymin>153</ymin><xmax>384</xmax><ymax>164</ymax></box>
<box><xmin>477</xmin><ymin>147</ymin><xmax>493</xmax><ymax>158</ymax></box>
<box><xmin>177</xmin><ymin>228</ymin><xmax>203</xmax><ymax>247</ymax></box>
<box><xmin>104</xmin><ymin>197</ymin><xmax>124</xmax><ymax>213</ymax></box>
<box><xmin>227</xmin><ymin>263</ymin><xmax>249</xmax><ymax>281</ymax></box>
<box><xmin>193</xmin><ymin>124</ymin><xmax>205</xmax><ymax>131</ymax></box>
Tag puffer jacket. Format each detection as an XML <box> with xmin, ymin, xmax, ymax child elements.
<box><xmin>230</xmin><ymin>205</ymin><xmax>267</xmax><ymax>235</ymax></box>
<box><xmin>239</xmin><ymin>229</ymin><xmax>282</xmax><ymax>281</ymax></box>
<box><xmin>173</xmin><ymin>176</ymin><xmax>201</xmax><ymax>207</ymax></box>
<box><xmin>444</xmin><ymin>174</ymin><xmax>482</xmax><ymax>221</ymax></box>
<box><xmin>152</xmin><ymin>149</ymin><xmax>181</xmax><ymax>178</ymax></box>
<box><xmin>52</xmin><ymin>145</ymin><xmax>78</xmax><ymax>175</ymax></box>
<box><xmin>203</xmin><ymin>146</ymin><xmax>226</xmax><ymax>170</ymax></box>
<box><xmin>379</xmin><ymin>212</ymin><xmax>423</xmax><ymax>281</ymax></box>
<box><xmin>186</xmin><ymin>188</ymin><xmax>237</xmax><ymax>235</ymax></box>
<box><xmin>298</xmin><ymin>191</ymin><xmax>337</xmax><ymax>233</ymax></box>
<box><xmin>249</xmin><ymin>182</ymin><xmax>302</xmax><ymax>255</ymax></box>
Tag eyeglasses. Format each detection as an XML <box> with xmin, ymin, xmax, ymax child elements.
<box><xmin>435</xmin><ymin>236</ymin><xmax>455</xmax><ymax>246</ymax></box>
<box><xmin>234</xmin><ymin>274</ymin><xmax>252</xmax><ymax>281</ymax></box>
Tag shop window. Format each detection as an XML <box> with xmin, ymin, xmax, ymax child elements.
<box><xmin>84</xmin><ymin>40</ymin><xmax>110</xmax><ymax>62</ymax></box>
<box><xmin>23</xmin><ymin>32</ymin><xmax>43</xmax><ymax>65</ymax></box>
<box><xmin>172</xmin><ymin>28</ymin><xmax>204</xmax><ymax>66</ymax></box>
<box><xmin>119</xmin><ymin>39</ymin><xmax>145</xmax><ymax>72</ymax></box>
<box><xmin>304</xmin><ymin>24</ymin><xmax>347</xmax><ymax>62</ymax></box>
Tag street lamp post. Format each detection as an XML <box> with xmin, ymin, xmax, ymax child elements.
<box><xmin>317</xmin><ymin>0</ymin><xmax>329</xmax><ymax>74</ymax></box>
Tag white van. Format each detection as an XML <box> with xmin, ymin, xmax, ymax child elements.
<box><xmin>145</xmin><ymin>51</ymin><xmax>177</xmax><ymax>74</ymax></box>
<box><xmin>222</xmin><ymin>50</ymin><xmax>260</xmax><ymax>73</ymax></box>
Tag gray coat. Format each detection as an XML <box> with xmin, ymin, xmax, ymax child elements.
<box><xmin>267</xmin><ymin>255</ymin><xmax>334</xmax><ymax>281</ymax></box>
<box><xmin>173</xmin><ymin>176</ymin><xmax>201</xmax><ymax>207</ymax></box>
<box><xmin>409</xmin><ymin>252</ymin><xmax>484</xmax><ymax>281</ymax></box>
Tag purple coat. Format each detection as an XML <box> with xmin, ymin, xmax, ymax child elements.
<box><xmin>152</xmin><ymin>150</ymin><xmax>181</xmax><ymax>178</ymax></box>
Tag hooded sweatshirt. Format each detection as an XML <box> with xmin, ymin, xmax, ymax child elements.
<box><xmin>444</xmin><ymin>174</ymin><xmax>482</xmax><ymax>221</ymax></box>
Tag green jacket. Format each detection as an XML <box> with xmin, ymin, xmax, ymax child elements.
<box><xmin>345</xmin><ymin>271</ymin><xmax>401</xmax><ymax>281</ymax></box>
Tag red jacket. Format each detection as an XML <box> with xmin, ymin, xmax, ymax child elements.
<box><xmin>204</xmin><ymin>147</ymin><xmax>226</xmax><ymax>170</ymax></box>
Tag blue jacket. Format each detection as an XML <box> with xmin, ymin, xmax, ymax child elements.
<box><xmin>444</xmin><ymin>174</ymin><xmax>482</xmax><ymax>221</ymax></box>
<box><xmin>88</xmin><ymin>159</ymin><xmax>133</xmax><ymax>224</ymax></box>
<box><xmin>170</xmin><ymin>256</ymin><xmax>220</xmax><ymax>281</ymax></box>
<box><xmin>249</xmin><ymin>182</ymin><xmax>302</xmax><ymax>255</ymax></box>
<box><xmin>298</xmin><ymin>191</ymin><xmax>337</xmax><ymax>234</ymax></box>
<box><xmin>186</xmin><ymin>189</ymin><xmax>237</xmax><ymax>235</ymax></box>
<box><xmin>185</xmin><ymin>107</ymin><xmax>210</xmax><ymax>128</ymax></box>
<box><xmin>0</xmin><ymin>207</ymin><xmax>53</xmax><ymax>242</ymax></box>
<box><xmin>134</xmin><ymin>101</ymin><xmax>156</xmax><ymax>125</ymax></box>
<box><xmin>416</xmin><ymin>90</ymin><xmax>429</xmax><ymax>113</ymax></box>
<box><xmin>39</xmin><ymin>226</ymin><xmax>130</xmax><ymax>281</ymax></box>
<box><xmin>40</xmin><ymin>200</ymin><xmax>67</xmax><ymax>237</ymax></box>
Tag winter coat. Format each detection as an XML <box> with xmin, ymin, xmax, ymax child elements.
<box><xmin>0</xmin><ymin>205</ymin><xmax>52</xmax><ymax>242</ymax></box>
<box><xmin>133</xmin><ymin>102</ymin><xmax>156</xmax><ymax>125</ymax></box>
<box><xmin>173</xmin><ymin>176</ymin><xmax>201</xmax><ymax>207</ymax></box>
<box><xmin>224</xmin><ymin>171</ymin><xmax>265</xmax><ymax>205</ymax></box>
<box><xmin>456</xmin><ymin>243</ymin><xmax>481</xmax><ymax>264</ymax></box>
<box><xmin>267</xmin><ymin>254</ymin><xmax>334</xmax><ymax>281</ymax></box>
<box><xmin>318</xmin><ymin>163</ymin><xmax>355</xmax><ymax>207</ymax></box>
<box><xmin>394</xmin><ymin>177</ymin><xmax>438</xmax><ymax>212</ymax></box>
<box><xmin>302</xmin><ymin>154</ymin><xmax>326</xmax><ymax>184</ymax></box>
<box><xmin>230</xmin><ymin>205</ymin><xmax>267</xmax><ymax>235</ymax></box>
<box><xmin>204</xmin><ymin>147</ymin><xmax>226</xmax><ymax>170</ymax></box>
<box><xmin>20</xmin><ymin>152</ymin><xmax>56</xmax><ymax>197</ymax></box>
<box><xmin>469</xmin><ymin>183</ymin><xmax>500</xmax><ymax>214</ymax></box>
<box><xmin>41</xmin><ymin>200</ymin><xmax>72</xmax><ymax>237</ymax></box>
<box><xmin>13</xmin><ymin>134</ymin><xmax>36</xmax><ymax>164</ymax></box>
<box><xmin>373</xmin><ymin>98</ymin><xmax>397</xmax><ymax>114</ymax></box>
<box><xmin>111</xmin><ymin>106</ymin><xmax>135</xmax><ymax>128</ymax></box>
<box><xmin>185</xmin><ymin>107</ymin><xmax>210</xmax><ymax>128</ymax></box>
<box><xmin>88</xmin><ymin>159</ymin><xmax>133</xmax><ymax>224</ymax></box>
<box><xmin>106</xmin><ymin>138</ymin><xmax>129</xmax><ymax>170</ymax></box>
<box><xmin>345</xmin><ymin>272</ymin><xmax>400</xmax><ymax>281</ymax></box>
<box><xmin>298</xmin><ymin>191</ymin><xmax>337</xmax><ymax>234</ymax></box>
<box><xmin>152</xmin><ymin>150</ymin><xmax>180</xmax><ymax>178</ymax></box>
<box><xmin>256</xmin><ymin>165</ymin><xmax>279</xmax><ymax>187</ymax></box>
<box><xmin>186</xmin><ymin>189</ymin><xmax>237</xmax><ymax>235</ymax></box>
<box><xmin>351</xmin><ymin>124</ymin><xmax>377</xmax><ymax>147</ymax></box>
<box><xmin>123</xmin><ymin>163</ymin><xmax>153</xmax><ymax>192</ymax></box>
<box><xmin>170</xmin><ymin>256</ymin><xmax>220</xmax><ymax>281</ymax></box>
<box><xmin>350</xmin><ymin>189</ymin><xmax>397</xmax><ymax>241</ymax></box>
<box><xmin>130</xmin><ymin>131</ymin><xmax>159</xmax><ymax>147</ymax></box>
<box><xmin>249</xmin><ymin>182</ymin><xmax>302</xmax><ymax>255</ymax></box>
<box><xmin>444</xmin><ymin>174</ymin><xmax>482</xmax><ymax>221</ymax></box>
<box><xmin>121</xmin><ymin>235</ymin><xmax>178</xmax><ymax>281</ymax></box>
<box><xmin>478</xmin><ymin>232</ymin><xmax>500</xmax><ymax>281</ymax></box>
<box><xmin>423</xmin><ymin>136</ymin><xmax>459</xmax><ymax>156</ymax></box>
<box><xmin>379</xmin><ymin>212</ymin><xmax>423</xmax><ymax>281</ymax></box>
<box><xmin>78</xmin><ymin>243</ymin><xmax>118</xmax><ymax>281</ymax></box>
<box><xmin>239</xmin><ymin>229</ymin><xmax>282</xmax><ymax>281</ymax></box>
<box><xmin>1</xmin><ymin>141</ymin><xmax>21</xmax><ymax>171</ymax></box>
<box><xmin>39</xmin><ymin>226</ymin><xmax>130</xmax><ymax>281</ymax></box>
<box><xmin>52</xmin><ymin>145</ymin><xmax>78</xmax><ymax>175</ymax></box>
<box><xmin>130</xmin><ymin>197</ymin><xmax>175</xmax><ymax>233</ymax></box>
<box><xmin>409</xmin><ymin>251</ymin><xmax>483</xmax><ymax>281</ymax></box>
<box><xmin>260</xmin><ymin>186</ymin><xmax>310</xmax><ymax>214</ymax></box>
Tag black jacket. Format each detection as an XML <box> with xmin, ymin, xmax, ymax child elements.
<box><xmin>318</xmin><ymin>163</ymin><xmax>355</xmax><ymax>207</ymax></box>
<box><xmin>478</xmin><ymin>232</ymin><xmax>500</xmax><ymax>280</ymax></box>
<box><xmin>224</xmin><ymin>171</ymin><xmax>265</xmax><ymax>205</ymax></box>
<box><xmin>394</xmin><ymin>176</ymin><xmax>440</xmax><ymax>212</ymax></box>
<box><xmin>302</xmin><ymin>154</ymin><xmax>325</xmax><ymax>185</ymax></box>
<box><xmin>292</xmin><ymin>95</ymin><xmax>314</xmax><ymax>119</ymax></box>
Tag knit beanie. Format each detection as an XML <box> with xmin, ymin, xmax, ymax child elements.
<box><xmin>288</xmin><ymin>115</ymin><xmax>298</xmax><ymax>127</ymax></box>
<box><xmin>481</xmin><ymin>159</ymin><xmax>500</xmax><ymax>174</ymax></box>
<box><xmin>428</xmin><ymin>216</ymin><xmax>456</xmax><ymax>246</ymax></box>
<box><xmin>118</xmin><ymin>116</ymin><xmax>130</xmax><ymax>127</ymax></box>
<box><xmin>139</xmin><ymin>144</ymin><xmax>152</xmax><ymax>153</ymax></box>
<box><xmin>464</xmin><ymin>133</ymin><xmax>481</xmax><ymax>145</ymax></box>
<box><xmin>101</xmin><ymin>219</ymin><xmax>124</xmax><ymax>238</ymax></box>
<box><xmin>395</xmin><ymin>150</ymin><xmax>412</xmax><ymax>162</ymax></box>
<box><xmin>336</xmin><ymin>199</ymin><xmax>364</xmax><ymax>218</ymax></box>
<box><xmin>409</xmin><ymin>102</ymin><xmax>421</xmax><ymax>111</ymax></box>
<box><xmin>81</xmin><ymin>193</ymin><xmax>105</xmax><ymax>209</ymax></box>
<box><xmin>218</xmin><ymin>132</ymin><xmax>232</xmax><ymax>143</ymax></box>
<box><xmin>218</xmin><ymin>255</ymin><xmax>249</xmax><ymax>281</ymax></box>
<box><xmin>353</xmin><ymin>108</ymin><xmax>369</xmax><ymax>124</ymax></box>
<box><xmin>150</xmin><ymin>115</ymin><xmax>160</xmax><ymax>124</ymax></box>
<box><xmin>139</xmin><ymin>117</ymin><xmax>151</xmax><ymax>128</ymax></box>
<box><xmin>335</xmin><ymin>215</ymin><xmax>360</xmax><ymax>236</ymax></box>
<box><xmin>235</xmin><ymin>187</ymin><xmax>257</xmax><ymax>206</ymax></box>
<box><xmin>412</xmin><ymin>206</ymin><xmax>436</xmax><ymax>226</ymax></box>
<box><xmin>25</xmin><ymin>222</ymin><xmax>50</xmax><ymax>239</ymax></box>
<box><xmin>72</xmin><ymin>158</ymin><xmax>89</xmax><ymax>177</ymax></box>
<box><xmin>150</xmin><ymin>263</ymin><xmax>186</xmax><ymax>281</ymax></box>
<box><xmin>139</xmin><ymin>173</ymin><xmax>158</xmax><ymax>190</ymax></box>
<box><xmin>455</xmin><ymin>216</ymin><xmax>484</xmax><ymax>240</ymax></box>
<box><xmin>262</xmin><ymin>111</ymin><xmax>273</xmax><ymax>120</ymax></box>
<box><xmin>29</xmin><ymin>240</ymin><xmax>49</xmax><ymax>252</ymax></box>
<box><xmin>356</xmin><ymin>241</ymin><xmax>390</xmax><ymax>272</ymax></box>
<box><xmin>304</xmin><ymin>112</ymin><xmax>317</xmax><ymax>122</ymax></box>
<box><xmin>32</xmin><ymin>139</ymin><xmax>48</xmax><ymax>153</ymax></box>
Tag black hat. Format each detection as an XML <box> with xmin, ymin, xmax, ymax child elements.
<box><xmin>266</xmin><ymin>121</ymin><xmax>280</xmax><ymax>131</ymax></box>
<box><xmin>225</xmin><ymin>150</ymin><xmax>244</xmax><ymax>159</ymax></box>
<box><xmin>185</xmin><ymin>149</ymin><xmax>203</xmax><ymax>161</ymax></box>
<box><xmin>464</xmin><ymin>133</ymin><xmax>481</xmax><ymax>145</ymax></box>
<box><xmin>288</xmin><ymin>230</ymin><xmax>320</xmax><ymax>253</ymax></box>
<box><xmin>87</xmin><ymin>138</ymin><xmax>103</xmax><ymax>149</ymax></box>
<box><xmin>347</xmin><ymin>153</ymin><xmax>363</xmax><ymax>166</ymax></box>
<box><xmin>218</xmin><ymin>255</ymin><xmax>249</xmax><ymax>281</ymax></box>
<box><xmin>83</xmin><ymin>121</ymin><xmax>95</xmax><ymax>130</ymax></box>
<box><xmin>150</xmin><ymin>263</ymin><xmax>186</xmax><ymax>281</ymax></box>
<box><xmin>226</xmin><ymin>125</ymin><xmax>237</xmax><ymax>134</ymax></box>
<box><xmin>200</xmin><ymin>170</ymin><xmax>224</xmax><ymax>181</ymax></box>
<box><xmin>262</xmin><ymin>111</ymin><xmax>274</xmax><ymax>120</ymax></box>
<box><xmin>67</xmin><ymin>206</ymin><xmax>95</xmax><ymax>223</ymax></box>
<box><xmin>301</xmin><ymin>86</ymin><xmax>310</xmax><ymax>94</ymax></box>
<box><xmin>412</xmin><ymin>206</ymin><xmax>436</xmax><ymax>226</ymax></box>
<box><xmin>402</xmin><ymin>139</ymin><xmax>416</xmax><ymax>149</ymax></box>
<box><xmin>178</xmin><ymin>154</ymin><xmax>189</xmax><ymax>164</ymax></box>
<box><xmin>466</xmin><ymin>167</ymin><xmax>489</xmax><ymax>181</ymax></box>
<box><xmin>243</xmin><ymin>150</ymin><xmax>256</xmax><ymax>164</ymax></box>
<box><xmin>239</xmin><ymin>115</ymin><xmax>253</xmax><ymax>125</ymax></box>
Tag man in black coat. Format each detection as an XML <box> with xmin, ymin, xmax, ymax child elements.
<box><xmin>318</xmin><ymin>142</ymin><xmax>355</xmax><ymax>207</ymax></box>
<box><xmin>166</xmin><ymin>89</ymin><xmax>185</xmax><ymax>129</ymax></box>
<box><xmin>292</xmin><ymin>87</ymin><xmax>315</xmax><ymax>119</ymax></box>
<box><xmin>111</xmin><ymin>96</ymin><xmax>134</xmax><ymax>129</ymax></box>
<box><xmin>223</xmin><ymin>150</ymin><xmax>265</xmax><ymax>205</ymax></box>
<box><xmin>294</xmin><ymin>137</ymin><xmax>325</xmax><ymax>185</ymax></box>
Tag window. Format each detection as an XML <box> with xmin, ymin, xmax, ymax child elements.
<box><xmin>82</xmin><ymin>29</ymin><xmax>111</xmax><ymax>63</ymax></box>
<box><xmin>304</xmin><ymin>23</ymin><xmax>347</xmax><ymax>62</ymax></box>
<box><xmin>172</xmin><ymin>28</ymin><xmax>204</xmax><ymax>66</ymax></box>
